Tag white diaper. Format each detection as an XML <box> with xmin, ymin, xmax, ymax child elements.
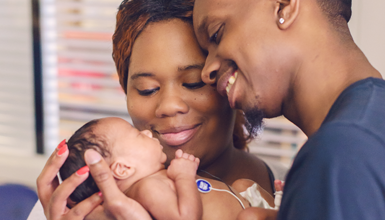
<box><xmin>239</xmin><ymin>183</ymin><xmax>282</xmax><ymax>210</ymax></box>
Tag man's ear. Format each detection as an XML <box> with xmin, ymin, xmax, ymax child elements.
<box><xmin>275</xmin><ymin>0</ymin><xmax>300</xmax><ymax>29</ymax></box>
<box><xmin>110</xmin><ymin>160</ymin><xmax>135</xmax><ymax>180</ymax></box>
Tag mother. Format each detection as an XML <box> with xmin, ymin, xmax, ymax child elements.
<box><xmin>35</xmin><ymin>0</ymin><xmax>275</xmax><ymax>219</ymax></box>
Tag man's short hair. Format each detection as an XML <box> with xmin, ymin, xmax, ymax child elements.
<box><xmin>317</xmin><ymin>0</ymin><xmax>352</xmax><ymax>23</ymax></box>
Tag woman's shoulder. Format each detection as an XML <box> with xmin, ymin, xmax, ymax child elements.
<box><xmin>230</xmin><ymin>151</ymin><xmax>275</xmax><ymax>193</ymax></box>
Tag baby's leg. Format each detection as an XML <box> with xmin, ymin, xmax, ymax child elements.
<box><xmin>167</xmin><ymin>149</ymin><xmax>203</xmax><ymax>219</ymax></box>
<box><xmin>273</xmin><ymin>180</ymin><xmax>284</xmax><ymax>210</ymax></box>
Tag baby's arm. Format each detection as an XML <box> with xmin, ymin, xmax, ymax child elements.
<box><xmin>166</xmin><ymin>149</ymin><xmax>202</xmax><ymax>220</ymax></box>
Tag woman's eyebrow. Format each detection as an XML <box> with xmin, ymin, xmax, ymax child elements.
<box><xmin>178</xmin><ymin>63</ymin><xmax>205</xmax><ymax>72</ymax></box>
<box><xmin>130</xmin><ymin>72</ymin><xmax>154</xmax><ymax>80</ymax></box>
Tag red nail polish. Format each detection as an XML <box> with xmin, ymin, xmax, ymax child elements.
<box><xmin>57</xmin><ymin>139</ymin><xmax>66</xmax><ymax>149</ymax></box>
<box><xmin>57</xmin><ymin>144</ymin><xmax>67</xmax><ymax>156</ymax></box>
<box><xmin>76</xmin><ymin>166</ymin><xmax>89</xmax><ymax>176</ymax></box>
<box><xmin>98</xmin><ymin>191</ymin><xmax>103</xmax><ymax>197</ymax></box>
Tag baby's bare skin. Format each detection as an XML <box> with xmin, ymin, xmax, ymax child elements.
<box><xmin>126</xmin><ymin>149</ymin><xmax>252</xmax><ymax>220</ymax></box>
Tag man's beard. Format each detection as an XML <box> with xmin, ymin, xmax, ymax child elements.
<box><xmin>244</xmin><ymin>107</ymin><xmax>264</xmax><ymax>138</ymax></box>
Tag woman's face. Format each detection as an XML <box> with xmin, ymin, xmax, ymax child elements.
<box><xmin>126</xmin><ymin>19</ymin><xmax>236</xmax><ymax>167</ymax></box>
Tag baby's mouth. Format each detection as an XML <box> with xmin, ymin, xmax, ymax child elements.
<box><xmin>226</xmin><ymin>71</ymin><xmax>238</xmax><ymax>95</ymax></box>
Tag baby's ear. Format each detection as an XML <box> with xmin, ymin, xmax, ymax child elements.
<box><xmin>110</xmin><ymin>160</ymin><xmax>135</xmax><ymax>180</ymax></box>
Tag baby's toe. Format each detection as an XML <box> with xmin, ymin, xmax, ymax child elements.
<box><xmin>182</xmin><ymin>152</ymin><xmax>189</xmax><ymax>159</ymax></box>
<box><xmin>188</xmin><ymin>154</ymin><xmax>195</xmax><ymax>161</ymax></box>
<box><xmin>175</xmin><ymin>149</ymin><xmax>183</xmax><ymax>158</ymax></box>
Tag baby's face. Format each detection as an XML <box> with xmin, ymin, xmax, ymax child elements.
<box><xmin>96</xmin><ymin>117</ymin><xmax>167</xmax><ymax>175</ymax></box>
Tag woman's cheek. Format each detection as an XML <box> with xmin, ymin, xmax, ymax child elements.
<box><xmin>193</xmin><ymin>87</ymin><xmax>230</xmax><ymax>114</ymax></box>
<box><xmin>126</xmin><ymin>97</ymin><xmax>151</xmax><ymax>130</ymax></box>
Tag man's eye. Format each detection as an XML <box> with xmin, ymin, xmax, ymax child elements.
<box><xmin>137</xmin><ymin>88</ymin><xmax>159</xmax><ymax>96</ymax></box>
<box><xmin>183</xmin><ymin>81</ymin><xmax>206</xmax><ymax>89</ymax></box>
<box><xmin>209</xmin><ymin>24</ymin><xmax>223</xmax><ymax>44</ymax></box>
<box><xmin>209</xmin><ymin>32</ymin><xmax>218</xmax><ymax>44</ymax></box>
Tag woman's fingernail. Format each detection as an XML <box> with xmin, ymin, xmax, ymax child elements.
<box><xmin>98</xmin><ymin>191</ymin><xmax>103</xmax><ymax>197</ymax></box>
<box><xmin>57</xmin><ymin>144</ymin><xmax>67</xmax><ymax>156</ymax></box>
<box><xmin>57</xmin><ymin>139</ymin><xmax>66</xmax><ymax>149</ymax></box>
<box><xmin>85</xmin><ymin>149</ymin><xmax>102</xmax><ymax>165</ymax></box>
<box><xmin>76</xmin><ymin>166</ymin><xmax>90</xmax><ymax>176</ymax></box>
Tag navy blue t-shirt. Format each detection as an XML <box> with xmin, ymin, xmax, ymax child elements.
<box><xmin>278</xmin><ymin>77</ymin><xmax>385</xmax><ymax>220</ymax></box>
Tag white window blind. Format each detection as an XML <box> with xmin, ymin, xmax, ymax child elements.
<box><xmin>41</xmin><ymin>0</ymin><xmax>128</xmax><ymax>153</ymax></box>
<box><xmin>249</xmin><ymin>117</ymin><xmax>307</xmax><ymax>167</ymax></box>
<box><xmin>0</xmin><ymin>0</ymin><xmax>36</xmax><ymax>156</ymax></box>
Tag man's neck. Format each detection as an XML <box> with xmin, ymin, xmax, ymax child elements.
<box><xmin>283</xmin><ymin>37</ymin><xmax>382</xmax><ymax>137</ymax></box>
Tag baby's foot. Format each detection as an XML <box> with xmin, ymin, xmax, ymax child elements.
<box><xmin>273</xmin><ymin>180</ymin><xmax>284</xmax><ymax>210</ymax></box>
<box><xmin>274</xmin><ymin>180</ymin><xmax>285</xmax><ymax>192</ymax></box>
<box><xmin>167</xmin><ymin>149</ymin><xmax>200</xmax><ymax>180</ymax></box>
<box><xmin>175</xmin><ymin>149</ymin><xmax>200</xmax><ymax>166</ymax></box>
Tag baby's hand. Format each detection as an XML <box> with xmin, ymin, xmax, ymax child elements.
<box><xmin>167</xmin><ymin>149</ymin><xmax>200</xmax><ymax>181</ymax></box>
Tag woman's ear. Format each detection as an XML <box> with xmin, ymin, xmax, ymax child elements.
<box><xmin>275</xmin><ymin>0</ymin><xmax>300</xmax><ymax>29</ymax></box>
<box><xmin>110</xmin><ymin>160</ymin><xmax>135</xmax><ymax>180</ymax></box>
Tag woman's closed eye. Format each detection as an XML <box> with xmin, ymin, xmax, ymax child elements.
<box><xmin>183</xmin><ymin>81</ymin><xmax>206</xmax><ymax>89</ymax></box>
<box><xmin>137</xmin><ymin>87</ymin><xmax>159</xmax><ymax>96</ymax></box>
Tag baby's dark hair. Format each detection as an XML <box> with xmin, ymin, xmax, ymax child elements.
<box><xmin>59</xmin><ymin>119</ymin><xmax>111</xmax><ymax>205</ymax></box>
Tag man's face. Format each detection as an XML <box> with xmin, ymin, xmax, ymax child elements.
<box><xmin>193</xmin><ymin>0</ymin><xmax>295</xmax><ymax>127</ymax></box>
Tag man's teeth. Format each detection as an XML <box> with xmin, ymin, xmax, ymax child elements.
<box><xmin>226</xmin><ymin>71</ymin><xmax>238</xmax><ymax>95</ymax></box>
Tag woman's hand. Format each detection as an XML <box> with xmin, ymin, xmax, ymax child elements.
<box><xmin>36</xmin><ymin>140</ymin><xmax>103</xmax><ymax>219</ymax></box>
<box><xmin>84</xmin><ymin>149</ymin><xmax>152</xmax><ymax>220</ymax></box>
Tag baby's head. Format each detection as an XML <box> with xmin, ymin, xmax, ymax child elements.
<box><xmin>59</xmin><ymin>117</ymin><xmax>167</xmax><ymax>205</ymax></box>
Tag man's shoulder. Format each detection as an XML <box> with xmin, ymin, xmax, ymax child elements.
<box><xmin>302</xmin><ymin>122</ymin><xmax>385</xmax><ymax>162</ymax></box>
<box><xmin>280</xmin><ymin>122</ymin><xmax>385</xmax><ymax>220</ymax></box>
<box><xmin>286</xmin><ymin>122</ymin><xmax>385</xmax><ymax>183</ymax></box>
<box><xmin>325</xmin><ymin>77</ymin><xmax>385</xmax><ymax>134</ymax></box>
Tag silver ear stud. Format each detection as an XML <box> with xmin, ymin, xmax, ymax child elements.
<box><xmin>279</xmin><ymin>18</ymin><xmax>285</xmax><ymax>24</ymax></box>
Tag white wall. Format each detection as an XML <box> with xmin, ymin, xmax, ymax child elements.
<box><xmin>349</xmin><ymin>0</ymin><xmax>385</xmax><ymax>77</ymax></box>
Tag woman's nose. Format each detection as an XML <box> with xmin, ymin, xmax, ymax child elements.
<box><xmin>155</xmin><ymin>94</ymin><xmax>189</xmax><ymax>118</ymax></box>
<box><xmin>201</xmin><ymin>51</ymin><xmax>221</xmax><ymax>85</ymax></box>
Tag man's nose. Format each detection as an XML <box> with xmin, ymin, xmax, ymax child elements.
<box><xmin>201</xmin><ymin>52</ymin><xmax>221</xmax><ymax>85</ymax></box>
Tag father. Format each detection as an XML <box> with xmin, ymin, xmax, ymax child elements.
<box><xmin>193</xmin><ymin>0</ymin><xmax>385</xmax><ymax>219</ymax></box>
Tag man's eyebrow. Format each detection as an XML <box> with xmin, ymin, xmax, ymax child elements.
<box><xmin>130</xmin><ymin>72</ymin><xmax>154</xmax><ymax>80</ymax></box>
<box><xmin>178</xmin><ymin>63</ymin><xmax>205</xmax><ymax>71</ymax></box>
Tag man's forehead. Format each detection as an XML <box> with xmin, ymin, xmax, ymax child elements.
<box><xmin>193</xmin><ymin>0</ymin><xmax>232</xmax><ymax>32</ymax></box>
<box><xmin>193</xmin><ymin>0</ymin><xmax>232</xmax><ymax>18</ymax></box>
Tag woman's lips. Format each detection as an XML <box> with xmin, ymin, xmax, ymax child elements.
<box><xmin>156</xmin><ymin>125</ymin><xmax>200</xmax><ymax>146</ymax></box>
